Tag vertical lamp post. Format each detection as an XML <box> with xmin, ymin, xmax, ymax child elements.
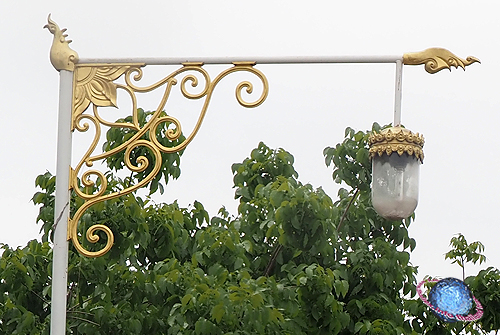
<box><xmin>45</xmin><ymin>15</ymin><xmax>479</xmax><ymax>334</ymax></box>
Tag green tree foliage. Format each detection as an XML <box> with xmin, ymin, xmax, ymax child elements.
<box><xmin>447</xmin><ymin>234</ymin><xmax>499</xmax><ymax>334</ymax></box>
<box><xmin>1</xmin><ymin>116</ymin><xmax>499</xmax><ymax>334</ymax></box>
<box><xmin>403</xmin><ymin>234</ymin><xmax>499</xmax><ymax>335</ymax></box>
<box><xmin>445</xmin><ymin>233</ymin><xmax>486</xmax><ymax>280</ymax></box>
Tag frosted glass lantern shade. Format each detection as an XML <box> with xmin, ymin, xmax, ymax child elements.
<box><xmin>371</xmin><ymin>153</ymin><xmax>420</xmax><ymax>220</ymax></box>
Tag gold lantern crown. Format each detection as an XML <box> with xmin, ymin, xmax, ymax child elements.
<box><xmin>369</xmin><ymin>126</ymin><xmax>425</xmax><ymax>163</ymax></box>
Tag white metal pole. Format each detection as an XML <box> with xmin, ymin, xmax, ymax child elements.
<box><xmin>394</xmin><ymin>59</ymin><xmax>403</xmax><ymax>126</ymax></box>
<box><xmin>78</xmin><ymin>54</ymin><xmax>403</xmax><ymax>65</ymax></box>
<box><xmin>51</xmin><ymin>69</ymin><xmax>73</xmax><ymax>335</ymax></box>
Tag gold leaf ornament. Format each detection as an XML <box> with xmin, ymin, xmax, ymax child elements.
<box><xmin>73</xmin><ymin>65</ymin><xmax>142</xmax><ymax>118</ymax></box>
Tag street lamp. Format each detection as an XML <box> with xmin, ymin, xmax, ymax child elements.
<box><xmin>369</xmin><ymin>126</ymin><xmax>424</xmax><ymax>220</ymax></box>
<box><xmin>44</xmin><ymin>14</ymin><xmax>479</xmax><ymax>335</ymax></box>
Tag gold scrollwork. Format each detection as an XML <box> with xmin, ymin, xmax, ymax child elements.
<box><xmin>403</xmin><ymin>48</ymin><xmax>480</xmax><ymax>74</ymax></box>
<box><xmin>68</xmin><ymin>61</ymin><xmax>269</xmax><ymax>257</ymax></box>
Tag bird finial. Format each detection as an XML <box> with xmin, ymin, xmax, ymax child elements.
<box><xmin>44</xmin><ymin>14</ymin><xmax>79</xmax><ymax>71</ymax></box>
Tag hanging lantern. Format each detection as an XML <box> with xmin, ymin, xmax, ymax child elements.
<box><xmin>369</xmin><ymin>126</ymin><xmax>424</xmax><ymax>220</ymax></box>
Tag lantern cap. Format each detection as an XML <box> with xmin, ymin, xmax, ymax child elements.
<box><xmin>369</xmin><ymin>126</ymin><xmax>425</xmax><ymax>163</ymax></box>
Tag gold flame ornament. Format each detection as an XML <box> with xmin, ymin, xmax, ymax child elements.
<box><xmin>403</xmin><ymin>48</ymin><xmax>480</xmax><ymax>74</ymax></box>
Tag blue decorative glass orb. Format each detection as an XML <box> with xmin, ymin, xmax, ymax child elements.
<box><xmin>428</xmin><ymin>277</ymin><xmax>473</xmax><ymax>322</ymax></box>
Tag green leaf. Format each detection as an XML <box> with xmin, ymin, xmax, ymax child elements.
<box><xmin>334</xmin><ymin>280</ymin><xmax>349</xmax><ymax>298</ymax></box>
<box><xmin>181</xmin><ymin>293</ymin><xmax>193</xmax><ymax>307</ymax></box>
<box><xmin>234</xmin><ymin>257</ymin><xmax>243</xmax><ymax>269</ymax></box>
<box><xmin>211</xmin><ymin>303</ymin><xmax>224</xmax><ymax>323</ymax></box>
<box><xmin>270</xmin><ymin>190</ymin><xmax>284</xmax><ymax>207</ymax></box>
<box><xmin>355</xmin><ymin>321</ymin><xmax>364</xmax><ymax>333</ymax></box>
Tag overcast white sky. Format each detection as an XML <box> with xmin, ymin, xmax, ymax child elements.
<box><xmin>1</xmin><ymin>0</ymin><xmax>499</xmax><ymax>283</ymax></box>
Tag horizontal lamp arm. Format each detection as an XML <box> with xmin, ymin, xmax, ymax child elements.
<box><xmin>78</xmin><ymin>55</ymin><xmax>404</xmax><ymax>66</ymax></box>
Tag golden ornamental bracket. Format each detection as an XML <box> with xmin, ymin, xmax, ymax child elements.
<box><xmin>403</xmin><ymin>47</ymin><xmax>480</xmax><ymax>74</ymax></box>
<box><xmin>44</xmin><ymin>14</ymin><xmax>79</xmax><ymax>71</ymax></box>
<box><xmin>66</xmin><ymin>61</ymin><xmax>268</xmax><ymax>258</ymax></box>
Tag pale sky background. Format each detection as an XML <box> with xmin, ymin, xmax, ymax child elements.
<box><xmin>1</xmin><ymin>0</ymin><xmax>499</xmax><ymax>286</ymax></box>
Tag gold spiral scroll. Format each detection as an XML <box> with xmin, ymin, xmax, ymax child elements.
<box><xmin>68</xmin><ymin>61</ymin><xmax>269</xmax><ymax>258</ymax></box>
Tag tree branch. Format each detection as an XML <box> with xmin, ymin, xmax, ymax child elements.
<box><xmin>67</xmin><ymin>310</ymin><xmax>95</xmax><ymax>317</ymax></box>
<box><xmin>25</xmin><ymin>284</ymin><xmax>50</xmax><ymax>305</ymax></box>
<box><xmin>52</xmin><ymin>201</ymin><xmax>69</xmax><ymax>232</ymax></box>
<box><xmin>462</xmin><ymin>255</ymin><xmax>465</xmax><ymax>281</ymax></box>
<box><xmin>127</xmin><ymin>171</ymin><xmax>134</xmax><ymax>189</ymax></box>
<box><xmin>68</xmin><ymin>296</ymin><xmax>93</xmax><ymax>311</ymax></box>
<box><xmin>337</xmin><ymin>188</ymin><xmax>360</xmax><ymax>232</ymax></box>
<box><xmin>67</xmin><ymin>315</ymin><xmax>100</xmax><ymax>326</ymax></box>
<box><xmin>264</xmin><ymin>244</ymin><xmax>283</xmax><ymax>277</ymax></box>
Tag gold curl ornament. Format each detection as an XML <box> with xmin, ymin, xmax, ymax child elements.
<box><xmin>70</xmin><ymin>223</ymin><xmax>114</xmax><ymax>258</ymax></box>
<box><xmin>369</xmin><ymin>127</ymin><xmax>425</xmax><ymax>162</ymax></box>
